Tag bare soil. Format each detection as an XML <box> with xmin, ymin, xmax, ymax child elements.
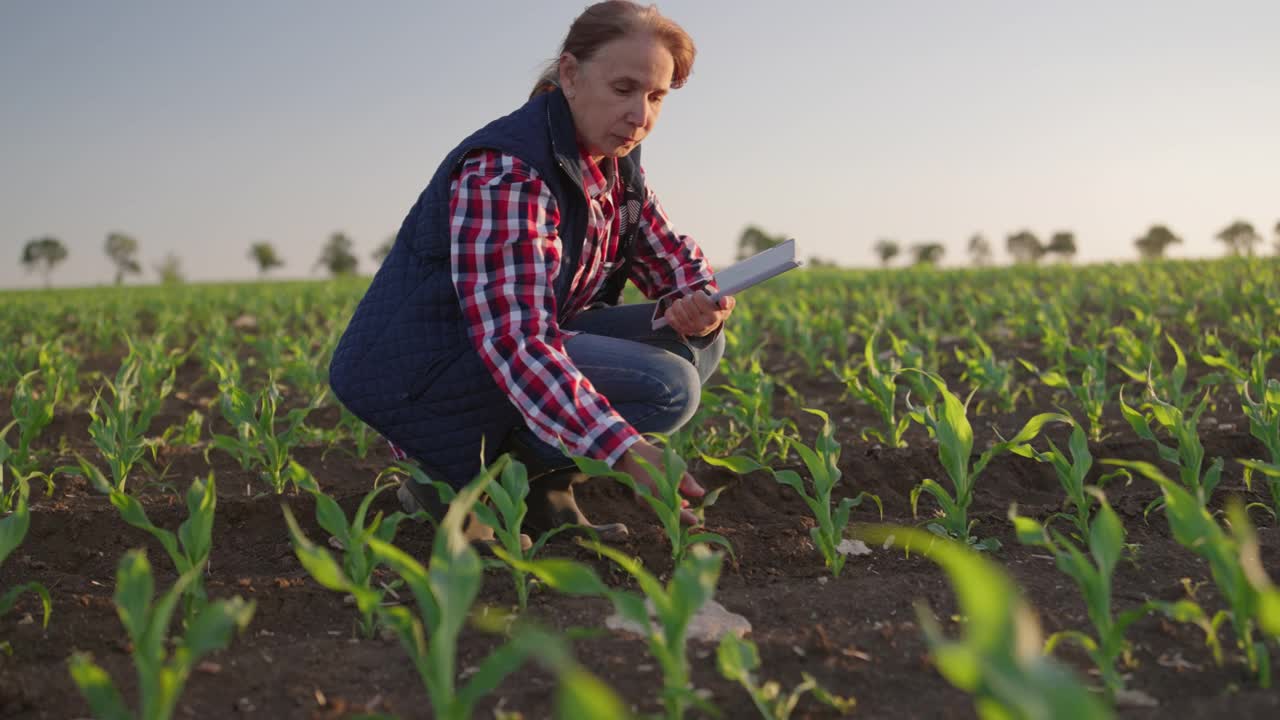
<box><xmin>1</xmin><ymin>340</ymin><xmax>1278</xmax><ymax>719</ymax></box>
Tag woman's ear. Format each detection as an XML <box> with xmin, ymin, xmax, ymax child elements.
<box><xmin>558</xmin><ymin>52</ymin><xmax>579</xmax><ymax>99</ymax></box>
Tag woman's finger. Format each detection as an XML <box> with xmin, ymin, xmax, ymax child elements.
<box><xmin>680</xmin><ymin>472</ymin><xmax>705</xmax><ymax>497</ymax></box>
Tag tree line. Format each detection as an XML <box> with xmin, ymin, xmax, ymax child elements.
<box><xmin>17</xmin><ymin>232</ymin><xmax>395</xmax><ymax>288</ymax></box>
<box><xmin>16</xmin><ymin>218</ymin><xmax>1280</xmax><ymax>288</ymax></box>
<box><xmin>738</xmin><ymin>219</ymin><xmax>1280</xmax><ymax>267</ymax></box>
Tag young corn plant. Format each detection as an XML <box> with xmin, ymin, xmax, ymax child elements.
<box><xmin>703</xmin><ymin>355</ymin><xmax>796</xmax><ymax>465</ymax></box>
<box><xmin>1020</xmin><ymin>344</ymin><xmax>1112</xmax><ymax>441</ymax></box>
<box><xmin>1</xmin><ymin>425</ymin><xmax>32</xmax><ymax>514</ymax></box>
<box><xmin>861</xmin><ymin>525</ymin><xmax>1113</xmax><ymax>719</ymax></box>
<box><xmin>468</xmin><ymin>617</ymin><xmax>635</xmax><ymax>720</ymax></box>
<box><xmin>572</xmin><ymin>442</ymin><xmax>732</xmax><ymax>565</ymax></box>
<box><xmin>885</xmin><ymin>328</ymin><xmax>939</xmax><ymax>407</ymax></box>
<box><xmin>72</xmin><ymin>463</ymin><xmax>216</xmax><ymax>628</ymax></box>
<box><xmin>80</xmin><ymin>356</ymin><xmax>176</xmax><ymax>492</ymax></box>
<box><xmin>832</xmin><ymin>330</ymin><xmax>910</xmax><ymax>448</ymax></box>
<box><xmin>156</xmin><ymin>410</ymin><xmax>204</xmax><ymax>450</ymax></box>
<box><xmin>283</xmin><ymin>461</ymin><xmax>409</xmax><ymax>638</ymax></box>
<box><xmin>513</xmin><ymin>540</ymin><xmax>726</xmax><ymax>720</ymax></box>
<box><xmin>1</xmin><ymin>478</ymin><xmax>52</xmax><ymax>646</ymax></box>
<box><xmin>1112</xmin><ymin>330</ymin><xmax>1198</xmax><ymax>413</ymax></box>
<box><xmin>323</xmin><ymin>405</ymin><xmax>377</xmax><ymax>461</ymax></box>
<box><xmin>207</xmin><ymin>375</ymin><xmax>312</xmax><ymax>494</ymax></box>
<box><xmin>1197</xmin><ymin>333</ymin><xmax>1268</xmax><ymax>398</ymax></box>
<box><xmin>716</xmin><ymin>633</ymin><xmax>856</xmax><ymax>719</ymax></box>
<box><xmin>905</xmin><ymin>370</ymin><xmax>1067</xmax><ymax>550</ymax></box>
<box><xmin>1119</xmin><ymin>386</ymin><xmax>1223</xmax><ymax>511</ymax></box>
<box><xmin>67</xmin><ymin>550</ymin><xmax>255</xmax><ymax>720</ymax></box>
<box><xmin>1010</xmin><ymin>421</ymin><xmax>1129</xmax><ymax>539</ymax></box>
<box><xmin>1239</xmin><ymin>376</ymin><xmax>1280</xmax><ymax>517</ymax></box>
<box><xmin>954</xmin><ymin>331</ymin><xmax>1027</xmax><ymax>415</ymax></box>
<box><xmin>1105</xmin><ymin>460</ymin><xmax>1280</xmax><ymax>687</ymax></box>
<box><xmin>4</xmin><ymin>369</ymin><xmax>64</xmax><ymax>494</ymax></box>
<box><xmin>704</xmin><ymin>409</ymin><xmax>882</xmax><ymax>577</ymax></box>
<box><xmin>362</xmin><ymin>465</ymin><xmax>557</xmax><ymax>720</ymax></box>
<box><xmin>1009</xmin><ymin>489</ymin><xmax>1190</xmax><ymax>701</ymax></box>
<box><xmin>461</xmin><ymin>456</ymin><xmax>577</xmax><ymax>610</ymax></box>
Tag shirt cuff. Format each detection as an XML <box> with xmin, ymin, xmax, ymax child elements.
<box><xmin>592</xmin><ymin>418</ymin><xmax>644</xmax><ymax>468</ymax></box>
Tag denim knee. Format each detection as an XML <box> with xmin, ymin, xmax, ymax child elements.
<box><xmin>630</xmin><ymin>354</ymin><xmax>703</xmax><ymax>435</ymax></box>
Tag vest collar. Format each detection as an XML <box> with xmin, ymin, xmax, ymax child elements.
<box><xmin>546</xmin><ymin>88</ymin><xmax>586</xmax><ymax>195</ymax></box>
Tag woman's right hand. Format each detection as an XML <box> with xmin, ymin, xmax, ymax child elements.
<box><xmin>616</xmin><ymin>440</ymin><xmax>705</xmax><ymax>526</ymax></box>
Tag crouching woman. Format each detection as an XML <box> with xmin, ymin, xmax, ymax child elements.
<box><xmin>329</xmin><ymin>1</ymin><xmax>733</xmax><ymax>542</ymax></box>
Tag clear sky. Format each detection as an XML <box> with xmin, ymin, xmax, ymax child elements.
<box><xmin>3</xmin><ymin>0</ymin><xmax>1278</xmax><ymax>289</ymax></box>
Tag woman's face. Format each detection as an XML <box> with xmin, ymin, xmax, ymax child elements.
<box><xmin>560</xmin><ymin>32</ymin><xmax>674</xmax><ymax>160</ymax></box>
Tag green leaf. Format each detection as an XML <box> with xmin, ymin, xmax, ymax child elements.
<box><xmin>912</xmin><ymin>478</ymin><xmax>960</xmax><ymax>522</ymax></box>
<box><xmin>504</xmin><ymin>555</ymin><xmax>609</xmax><ymax>597</ymax></box>
<box><xmin>699</xmin><ymin>454</ymin><xmax>767</xmax><ymax>475</ymax></box>
<box><xmin>312</xmin><ymin>488</ymin><xmax>351</xmax><ymax>546</ymax></box>
<box><xmin>0</xmin><ymin>582</ymin><xmax>51</xmax><ymax>628</ymax></box>
<box><xmin>1007</xmin><ymin>505</ymin><xmax>1049</xmax><ymax>547</ymax></box>
<box><xmin>67</xmin><ymin>653</ymin><xmax>132</xmax><ymax>720</ymax></box>
<box><xmin>113</xmin><ymin>549</ymin><xmax>155</xmax><ymax>648</ymax></box>
<box><xmin>556</xmin><ymin>667</ymin><xmax>633</xmax><ymax>720</ymax></box>
<box><xmin>716</xmin><ymin>633</ymin><xmax>759</xmax><ymax>683</ymax></box>
<box><xmin>0</xmin><ymin>484</ymin><xmax>31</xmax><ymax>566</ymax></box>
<box><xmin>1086</xmin><ymin>489</ymin><xmax>1123</xmax><ymax>580</ymax></box>
<box><xmin>110</xmin><ymin>490</ymin><xmax>184</xmax><ymax>571</ymax></box>
<box><xmin>455</xmin><ymin>638</ymin><xmax>535</xmax><ymax>711</ymax></box>
<box><xmin>685</xmin><ymin>531</ymin><xmax>735</xmax><ymax>559</ymax></box>
<box><xmin>182</xmin><ymin>596</ymin><xmax>255</xmax><ymax>658</ymax></box>
<box><xmin>934</xmin><ymin>381</ymin><xmax>975</xmax><ymax>490</ymax></box>
<box><xmin>994</xmin><ymin>413</ymin><xmax>1070</xmax><ymax>452</ymax></box>
<box><xmin>282</xmin><ymin>505</ymin><xmax>353</xmax><ymax>593</ymax></box>
<box><xmin>177</xmin><ymin>474</ymin><xmax>216</xmax><ymax>565</ymax></box>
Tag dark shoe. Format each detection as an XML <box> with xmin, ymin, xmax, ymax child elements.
<box><xmin>398</xmin><ymin>480</ymin><xmax>531</xmax><ymax>551</ymax></box>
<box><xmin>524</xmin><ymin>468</ymin><xmax>629</xmax><ymax>542</ymax></box>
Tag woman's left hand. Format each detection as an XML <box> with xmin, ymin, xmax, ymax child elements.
<box><xmin>664</xmin><ymin>291</ymin><xmax>735</xmax><ymax>337</ymax></box>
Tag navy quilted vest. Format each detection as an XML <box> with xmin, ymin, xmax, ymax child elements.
<box><xmin>329</xmin><ymin>88</ymin><xmax>647</xmax><ymax>488</ymax></box>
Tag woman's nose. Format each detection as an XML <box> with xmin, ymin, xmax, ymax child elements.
<box><xmin>625</xmin><ymin>96</ymin><xmax>649</xmax><ymax>128</ymax></box>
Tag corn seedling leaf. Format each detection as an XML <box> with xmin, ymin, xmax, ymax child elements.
<box><xmin>66</xmin><ymin>653</ymin><xmax>132</xmax><ymax>720</ymax></box>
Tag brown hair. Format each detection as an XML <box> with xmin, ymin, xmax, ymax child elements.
<box><xmin>529</xmin><ymin>1</ymin><xmax>696</xmax><ymax>99</ymax></box>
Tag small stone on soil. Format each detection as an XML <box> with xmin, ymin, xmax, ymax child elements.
<box><xmin>836</xmin><ymin>538</ymin><xmax>871</xmax><ymax>556</ymax></box>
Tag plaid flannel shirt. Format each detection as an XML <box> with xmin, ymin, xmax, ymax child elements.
<box><xmin>389</xmin><ymin>147</ymin><xmax>716</xmax><ymax>467</ymax></box>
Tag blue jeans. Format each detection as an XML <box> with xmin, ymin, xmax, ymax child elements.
<box><xmin>508</xmin><ymin>301</ymin><xmax>726</xmax><ymax>466</ymax></box>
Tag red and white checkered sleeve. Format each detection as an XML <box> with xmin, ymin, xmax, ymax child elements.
<box><xmin>627</xmin><ymin>182</ymin><xmax>718</xmax><ymax>304</ymax></box>
<box><xmin>449</xmin><ymin>150</ymin><xmax>642</xmax><ymax>467</ymax></box>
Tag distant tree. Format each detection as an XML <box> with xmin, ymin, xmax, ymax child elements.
<box><xmin>1215</xmin><ymin>220</ymin><xmax>1260</xmax><ymax>256</ymax></box>
<box><xmin>1045</xmin><ymin>231</ymin><xmax>1077</xmax><ymax>261</ymax></box>
<box><xmin>806</xmin><ymin>256</ymin><xmax>838</xmax><ymax>268</ymax></box>
<box><xmin>21</xmin><ymin>235</ymin><xmax>68</xmax><ymax>288</ymax></box>
<box><xmin>372</xmin><ymin>235</ymin><xmax>395</xmax><ymax>265</ymax></box>
<box><xmin>910</xmin><ymin>241</ymin><xmax>945</xmax><ymax>266</ymax></box>
<box><xmin>105</xmin><ymin>232</ymin><xmax>142</xmax><ymax>285</ymax></box>
<box><xmin>873</xmin><ymin>238</ymin><xmax>900</xmax><ymax>267</ymax></box>
<box><xmin>1134</xmin><ymin>225</ymin><xmax>1181</xmax><ymax>260</ymax></box>
<box><xmin>1006</xmin><ymin>230</ymin><xmax>1045</xmax><ymax>264</ymax></box>
<box><xmin>249</xmin><ymin>241</ymin><xmax>284</xmax><ymax>276</ymax></box>
<box><xmin>967</xmin><ymin>233</ymin><xmax>992</xmax><ymax>266</ymax></box>
<box><xmin>736</xmin><ymin>225</ymin><xmax>786</xmax><ymax>261</ymax></box>
<box><xmin>1273</xmin><ymin>219</ymin><xmax>1279</xmax><ymax>254</ymax></box>
<box><xmin>154</xmin><ymin>253</ymin><xmax>185</xmax><ymax>285</ymax></box>
<box><xmin>315</xmin><ymin>232</ymin><xmax>359</xmax><ymax>276</ymax></box>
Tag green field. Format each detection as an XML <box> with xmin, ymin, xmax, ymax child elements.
<box><xmin>2</xmin><ymin>256</ymin><xmax>1279</xmax><ymax>718</ymax></box>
